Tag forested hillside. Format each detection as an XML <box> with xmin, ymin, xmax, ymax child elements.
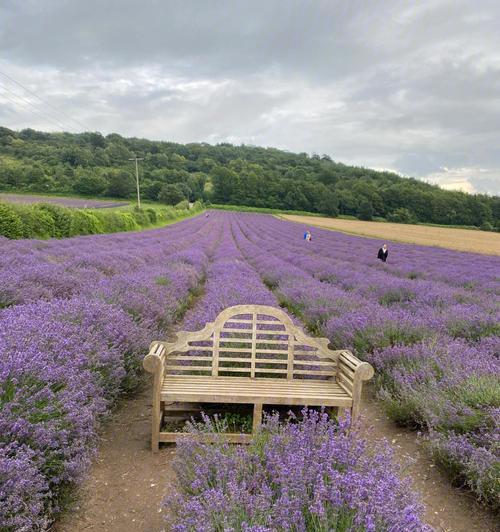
<box><xmin>0</xmin><ymin>126</ymin><xmax>498</xmax><ymax>229</ymax></box>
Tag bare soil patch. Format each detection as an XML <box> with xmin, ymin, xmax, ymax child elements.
<box><xmin>53</xmin><ymin>383</ymin><xmax>498</xmax><ymax>532</ymax></box>
<box><xmin>282</xmin><ymin>215</ymin><xmax>500</xmax><ymax>256</ymax></box>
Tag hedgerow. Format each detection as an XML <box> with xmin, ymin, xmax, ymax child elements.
<box><xmin>0</xmin><ymin>201</ymin><xmax>203</xmax><ymax>239</ymax></box>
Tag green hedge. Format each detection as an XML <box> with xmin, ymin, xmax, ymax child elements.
<box><xmin>0</xmin><ymin>201</ymin><xmax>204</xmax><ymax>239</ymax></box>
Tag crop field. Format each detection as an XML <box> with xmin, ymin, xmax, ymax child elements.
<box><xmin>1</xmin><ymin>211</ymin><xmax>498</xmax><ymax>530</ymax></box>
<box><xmin>0</xmin><ymin>192</ymin><xmax>128</xmax><ymax>209</ymax></box>
<box><xmin>282</xmin><ymin>214</ymin><xmax>500</xmax><ymax>256</ymax></box>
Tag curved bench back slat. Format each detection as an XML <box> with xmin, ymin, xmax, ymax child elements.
<box><xmin>162</xmin><ymin>305</ymin><xmax>338</xmax><ymax>380</ymax></box>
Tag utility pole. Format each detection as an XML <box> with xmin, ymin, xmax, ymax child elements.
<box><xmin>129</xmin><ymin>156</ymin><xmax>144</xmax><ymax>209</ymax></box>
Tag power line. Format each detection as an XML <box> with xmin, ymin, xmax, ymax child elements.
<box><xmin>0</xmin><ymin>69</ymin><xmax>91</xmax><ymax>132</ymax></box>
<box><xmin>0</xmin><ymin>83</ymin><xmax>79</xmax><ymax>132</ymax></box>
<box><xmin>0</xmin><ymin>81</ymin><xmax>79</xmax><ymax>132</ymax></box>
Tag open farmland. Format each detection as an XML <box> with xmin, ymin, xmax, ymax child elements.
<box><xmin>1</xmin><ymin>211</ymin><xmax>499</xmax><ymax>531</ymax></box>
<box><xmin>282</xmin><ymin>214</ymin><xmax>500</xmax><ymax>256</ymax></box>
<box><xmin>0</xmin><ymin>192</ymin><xmax>128</xmax><ymax>209</ymax></box>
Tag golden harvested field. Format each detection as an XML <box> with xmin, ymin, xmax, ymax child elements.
<box><xmin>281</xmin><ymin>215</ymin><xmax>500</xmax><ymax>256</ymax></box>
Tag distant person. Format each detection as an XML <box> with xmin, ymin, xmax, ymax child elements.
<box><xmin>304</xmin><ymin>230</ymin><xmax>312</xmax><ymax>242</ymax></box>
<box><xmin>205</xmin><ymin>212</ymin><xmax>210</xmax><ymax>218</ymax></box>
<box><xmin>377</xmin><ymin>243</ymin><xmax>388</xmax><ymax>262</ymax></box>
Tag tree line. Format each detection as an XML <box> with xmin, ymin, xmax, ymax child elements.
<box><xmin>0</xmin><ymin>126</ymin><xmax>498</xmax><ymax>229</ymax></box>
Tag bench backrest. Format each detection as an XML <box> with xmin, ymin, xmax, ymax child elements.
<box><xmin>160</xmin><ymin>305</ymin><xmax>339</xmax><ymax>381</ymax></box>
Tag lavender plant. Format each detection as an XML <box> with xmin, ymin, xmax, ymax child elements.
<box><xmin>0</xmin><ymin>214</ymin><xmax>217</xmax><ymax>530</ymax></box>
<box><xmin>164</xmin><ymin>409</ymin><xmax>430</xmax><ymax>531</ymax></box>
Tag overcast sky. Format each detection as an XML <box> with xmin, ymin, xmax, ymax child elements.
<box><xmin>1</xmin><ymin>0</ymin><xmax>499</xmax><ymax>195</ymax></box>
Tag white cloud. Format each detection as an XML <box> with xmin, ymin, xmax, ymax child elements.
<box><xmin>424</xmin><ymin>167</ymin><xmax>500</xmax><ymax>195</ymax></box>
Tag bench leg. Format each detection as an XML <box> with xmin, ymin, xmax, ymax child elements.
<box><xmin>351</xmin><ymin>403</ymin><xmax>360</xmax><ymax>425</ymax></box>
<box><xmin>151</xmin><ymin>404</ymin><xmax>163</xmax><ymax>453</ymax></box>
<box><xmin>253</xmin><ymin>403</ymin><xmax>263</xmax><ymax>434</ymax></box>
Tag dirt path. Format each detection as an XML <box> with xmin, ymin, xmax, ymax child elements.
<box><xmin>359</xmin><ymin>388</ymin><xmax>498</xmax><ymax>532</ymax></box>
<box><xmin>53</xmin><ymin>382</ymin><xmax>176</xmax><ymax>532</ymax></box>
<box><xmin>54</xmin><ymin>383</ymin><xmax>498</xmax><ymax>532</ymax></box>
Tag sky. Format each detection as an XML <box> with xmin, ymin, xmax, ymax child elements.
<box><xmin>1</xmin><ymin>0</ymin><xmax>499</xmax><ymax>195</ymax></box>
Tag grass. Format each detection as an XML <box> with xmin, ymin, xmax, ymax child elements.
<box><xmin>280</xmin><ymin>214</ymin><xmax>500</xmax><ymax>255</ymax></box>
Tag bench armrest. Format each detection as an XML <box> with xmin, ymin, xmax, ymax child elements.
<box><xmin>143</xmin><ymin>341</ymin><xmax>167</xmax><ymax>375</ymax></box>
<box><xmin>336</xmin><ymin>350</ymin><xmax>374</xmax><ymax>423</ymax></box>
<box><xmin>338</xmin><ymin>350</ymin><xmax>374</xmax><ymax>383</ymax></box>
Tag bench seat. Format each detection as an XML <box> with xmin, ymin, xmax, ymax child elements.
<box><xmin>162</xmin><ymin>375</ymin><xmax>353</xmax><ymax>406</ymax></box>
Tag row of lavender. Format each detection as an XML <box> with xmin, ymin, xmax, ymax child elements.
<box><xmin>0</xmin><ymin>215</ymin><xmax>220</xmax><ymax>531</ymax></box>
<box><xmin>233</xmin><ymin>213</ymin><xmax>500</xmax><ymax>508</ymax></box>
<box><xmin>166</xmin><ymin>215</ymin><xmax>429</xmax><ymax>531</ymax></box>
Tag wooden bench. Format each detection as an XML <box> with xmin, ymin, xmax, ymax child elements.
<box><xmin>143</xmin><ymin>305</ymin><xmax>374</xmax><ymax>451</ymax></box>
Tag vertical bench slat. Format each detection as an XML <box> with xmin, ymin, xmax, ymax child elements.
<box><xmin>212</xmin><ymin>331</ymin><xmax>220</xmax><ymax>377</ymax></box>
<box><xmin>287</xmin><ymin>332</ymin><xmax>294</xmax><ymax>380</ymax></box>
<box><xmin>251</xmin><ymin>313</ymin><xmax>257</xmax><ymax>378</ymax></box>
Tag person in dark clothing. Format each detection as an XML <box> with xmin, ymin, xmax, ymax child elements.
<box><xmin>377</xmin><ymin>243</ymin><xmax>388</xmax><ymax>262</ymax></box>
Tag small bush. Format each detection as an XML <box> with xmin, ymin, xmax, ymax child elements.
<box><xmin>164</xmin><ymin>410</ymin><xmax>428</xmax><ymax>531</ymax></box>
<box><xmin>480</xmin><ymin>221</ymin><xmax>494</xmax><ymax>232</ymax></box>
<box><xmin>387</xmin><ymin>208</ymin><xmax>417</xmax><ymax>224</ymax></box>
<box><xmin>32</xmin><ymin>206</ymin><xmax>56</xmax><ymax>238</ymax></box>
<box><xmin>69</xmin><ymin>210</ymin><xmax>102</xmax><ymax>235</ymax></box>
<box><xmin>0</xmin><ymin>203</ymin><xmax>24</xmax><ymax>239</ymax></box>
<box><xmin>36</xmin><ymin>203</ymin><xmax>73</xmax><ymax>237</ymax></box>
<box><xmin>132</xmin><ymin>208</ymin><xmax>151</xmax><ymax>227</ymax></box>
<box><xmin>174</xmin><ymin>199</ymin><xmax>189</xmax><ymax>210</ymax></box>
<box><xmin>146</xmin><ymin>208</ymin><xmax>157</xmax><ymax>224</ymax></box>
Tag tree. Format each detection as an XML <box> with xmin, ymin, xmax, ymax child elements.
<box><xmin>106</xmin><ymin>171</ymin><xmax>135</xmax><ymax>198</ymax></box>
<box><xmin>337</xmin><ymin>190</ymin><xmax>358</xmax><ymax>215</ymax></box>
<box><xmin>358</xmin><ymin>199</ymin><xmax>374</xmax><ymax>221</ymax></box>
<box><xmin>61</xmin><ymin>146</ymin><xmax>92</xmax><ymax>167</ymax></box>
<box><xmin>387</xmin><ymin>208</ymin><xmax>416</xmax><ymax>224</ymax></box>
<box><xmin>143</xmin><ymin>180</ymin><xmax>163</xmax><ymax>200</ymax></box>
<box><xmin>73</xmin><ymin>171</ymin><xmax>108</xmax><ymax>196</ymax></box>
<box><xmin>1</xmin><ymin>126</ymin><xmax>498</xmax><ymax>228</ymax></box>
<box><xmin>211</xmin><ymin>166</ymin><xmax>238</xmax><ymax>203</ymax></box>
<box><xmin>284</xmin><ymin>189</ymin><xmax>309</xmax><ymax>211</ymax></box>
<box><xmin>158</xmin><ymin>184</ymin><xmax>185</xmax><ymax>205</ymax></box>
<box><xmin>317</xmin><ymin>189</ymin><xmax>339</xmax><ymax>216</ymax></box>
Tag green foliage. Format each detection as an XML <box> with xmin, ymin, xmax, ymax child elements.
<box><xmin>158</xmin><ymin>183</ymin><xmax>185</xmax><ymax>205</ymax></box>
<box><xmin>106</xmin><ymin>170</ymin><xmax>135</xmax><ymax>198</ymax></box>
<box><xmin>357</xmin><ymin>199</ymin><xmax>374</xmax><ymax>221</ymax></box>
<box><xmin>145</xmin><ymin>208</ymin><xmax>157</xmax><ymax>224</ymax></box>
<box><xmin>0</xmin><ymin>199</ymin><xmax>203</xmax><ymax>239</ymax></box>
<box><xmin>69</xmin><ymin>210</ymin><xmax>101</xmax><ymax>235</ymax></box>
<box><xmin>0</xmin><ymin>126</ymin><xmax>497</xmax><ymax>227</ymax></box>
<box><xmin>73</xmin><ymin>171</ymin><xmax>108</xmax><ymax>196</ymax></box>
<box><xmin>480</xmin><ymin>221</ymin><xmax>494</xmax><ymax>232</ymax></box>
<box><xmin>36</xmin><ymin>203</ymin><xmax>73</xmax><ymax>237</ymax></box>
<box><xmin>174</xmin><ymin>199</ymin><xmax>189</xmax><ymax>210</ymax></box>
<box><xmin>0</xmin><ymin>202</ymin><xmax>23</xmax><ymax>238</ymax></box>
<box><xmin>32</xmin><ymin>206</ymin><xmax>56</xmax><ymax>237</ymax></box>
<box><xmin>387</xmin><ymin>207</ymin><xmax>417</xmax><ymax>224</ymax></box>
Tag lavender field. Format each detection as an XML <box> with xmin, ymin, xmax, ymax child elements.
<box><xmin>1</xmin><ymin>211</ymin><xmax>499</xmax><ymax>530</ymax></box>
<box><xmin>0</xmin><ymin>192</ymin><xmax>128</xmax><ymax>209</ymax></box>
